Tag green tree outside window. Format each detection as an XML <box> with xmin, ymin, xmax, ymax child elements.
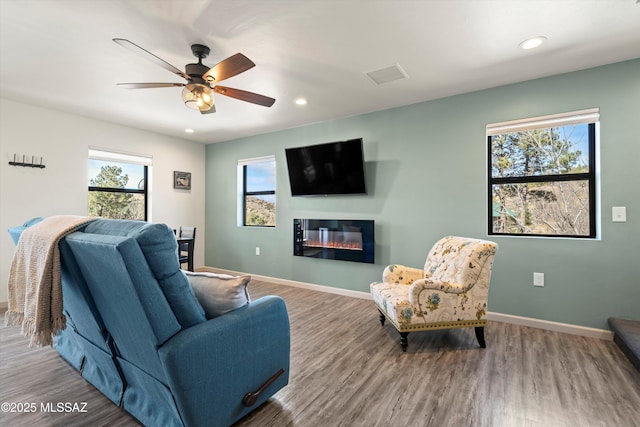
<box><xmin>488</xmin><ymin>117</ymin><xmax>597</xmax><ymax>238</ymax></box>
<box><xmin>88</xmin><ymin>160</ymin><xmax>147</xmax><ymax>221</ymax></box>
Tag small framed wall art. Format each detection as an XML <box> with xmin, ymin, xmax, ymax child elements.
<box><xmin>174</xmin><ymin>171</ymin><xmax>191</xmax><ymax>190</ymax></box>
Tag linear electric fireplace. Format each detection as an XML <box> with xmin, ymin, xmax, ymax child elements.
<box><xmin>293</xmin><ymin>219</ymin><xmax>374</xmax><ymax>263</ymax></box>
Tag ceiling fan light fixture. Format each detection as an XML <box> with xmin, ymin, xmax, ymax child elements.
<box><xmin>182</xmin><ymin>83</ymin><xmax>214</xmax><ymax>111</ymax></box>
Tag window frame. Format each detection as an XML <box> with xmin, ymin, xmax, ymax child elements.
<box><xmin>486</xmin><ymin>109</ymin><xmax>599</xmax><ymax>239</ymax></box>
<box><xmin>237</xmin><ymin>155</ymin><xmax>276</xmax><ymax>228</ymax></box>
<box><xmin>88</xmin><ymin>148</ymin><xmax>152</xmax><ymax>222</ymax></box>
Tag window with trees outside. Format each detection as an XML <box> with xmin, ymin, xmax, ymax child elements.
<box><xmin>487</xmin><ymin>109</ymin><xmax>599</xmax><ymax>238</ymax></box>
<box><xmin>88</xmin><ymin>148</ymin><xmax>151</xmax><ymax>221</ymax></box>
<box><xmin>238</xmin><ymin>156</ymin><xmax>276</xmax><ymax>227</ymax></box>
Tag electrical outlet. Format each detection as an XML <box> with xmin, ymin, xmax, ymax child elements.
<box><xmin>533</xmin><ymin>272</ymin><xmax>545</xmax><ymax>287</ymax></box>
<box><xmin>255</xmin><ymin>247</ymin><xmax>261</xmax><ymax>256</ymax></box>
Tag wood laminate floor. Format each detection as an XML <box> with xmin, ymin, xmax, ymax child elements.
<box><xmin>1</xmin><ymin>279</ymin><xmax>639</xmax><ymax>427</ymax></box>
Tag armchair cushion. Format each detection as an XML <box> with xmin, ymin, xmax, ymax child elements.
<box><xmin>184</xmin><ymin>271</ymin><xmax>252</xmax><ymax>318</ymax></box>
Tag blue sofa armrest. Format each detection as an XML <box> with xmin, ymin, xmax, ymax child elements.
<box><xmin>158</xmin><ymin>295</ymin><xmax>290</xmax><ymax>427</ymax></box>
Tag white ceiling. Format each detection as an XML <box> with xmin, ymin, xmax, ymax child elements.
<box><xmin>1</xmin><ymin>0</ymin><xmax>639</xmax><ymax>144</ymax></box>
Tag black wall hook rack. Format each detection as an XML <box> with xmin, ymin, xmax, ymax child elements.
<box><xmin>8</xmin><ymin>154</ymin><xmax>46</xmax><ymax>169</ymax></box>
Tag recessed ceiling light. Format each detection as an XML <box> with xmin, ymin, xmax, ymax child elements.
<box><xmin>184</xmin><ymin>128</ymin><xmax>195</xmax><ymax>133</ymax></box>
<box><xmin>519</xmin><ymin>36</ymin><xmax>547</xmax><ymax>50</ymax></box>
<box><xmin>294</xmin><ymin>98</ymin><xmax>308</xmax><ymax>106</ymax></box>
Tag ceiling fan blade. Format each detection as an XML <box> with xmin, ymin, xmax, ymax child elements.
<box><xmin>213</xmin><ymin>86</ymin><xmax>275</xmax><ymax>107</ymax></box>
<box><xmin>116</xmin><ymin>83</ymin><xmax>185</xmax><ymax>89</ymax></box>
<box><xmin>202</xmin><ymin>53</ymin><xmax>255</xmax><ymax>83</ymax></box>
<box><xmin>113</xmin><ymin>38</ymin><xmax>190</xmax><ymax>81</ymax></box>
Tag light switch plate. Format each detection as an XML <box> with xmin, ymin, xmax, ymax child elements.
<box><xmin>612</xmin><ymin>206</ymin><xmax>627</xmax><ymax>222</ymax></box>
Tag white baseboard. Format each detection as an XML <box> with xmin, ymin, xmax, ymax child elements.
<box><xmin>204</xmin><ymin>267</ymin><xmax>612</xmax><ymax>341</ymax></box>
<box><xmin>205</xmin><ymin>267</ymin><xmax>373</xmax><ymax>300</ymax></box>
<box><xmin>487</xmin><ymin>312</ymin><xmax>613</xmax><ymax>341</ymax></box>
<box><xmin>255</xmin><ymin>274</ymin><xmax>373</xmax><ymax>300</ymax></box>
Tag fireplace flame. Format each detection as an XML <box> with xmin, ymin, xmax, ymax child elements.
<box><xmin>304</xmin><ymin>240</ymin><xmax>363</xmax><ymax>251</ymax></box>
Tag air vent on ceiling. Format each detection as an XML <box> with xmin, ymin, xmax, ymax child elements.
<box><xmin>365</xmin><ymin>64</ymin><xmax>408</xmax><ymax>85</ymax></box>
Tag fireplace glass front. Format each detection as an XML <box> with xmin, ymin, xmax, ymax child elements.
<box><xmin>293</xmin><ymin>219</ymin><xmax>374</xmax><ymax>263</ymax></box>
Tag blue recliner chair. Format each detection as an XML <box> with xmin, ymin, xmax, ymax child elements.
<box><xmin>9</xmin><ymin>218</ymin><xmax>290</xmax><ymax>427</ymax></box>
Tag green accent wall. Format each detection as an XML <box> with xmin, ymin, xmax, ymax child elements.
<box><xmin>206</xmin><ymin>59</ymin><xmax>640</xmax><ymax>329</ymax></box>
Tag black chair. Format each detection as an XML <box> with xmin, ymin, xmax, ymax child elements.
<box><xmin>178</xmin><ymin>226</ymin><xmax>196</xmax><ymax>271</ymax></box>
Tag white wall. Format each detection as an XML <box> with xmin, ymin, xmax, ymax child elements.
<box><xmin>0</xmin><ymin>98</ymin><xmax>206</xmax><ymax>303</ymax></box>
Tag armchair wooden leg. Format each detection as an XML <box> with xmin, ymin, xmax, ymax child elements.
<box><xmin>378</xmin><ymin>310</ymin><xmax>386</xmax><ymax>326</ymax></box>
<box><xmin>400</xmin><ymin>332</ymin><xmax>409</xmax><ymax>352</ymax></box>
<box><xmin>475</xmin><ymin>326</ymin><xmax>486</xmax><ymax>348</ymax></box>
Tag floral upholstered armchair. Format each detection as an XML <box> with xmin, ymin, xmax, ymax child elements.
<box><xmin>370</xmin><ymin>236</ymin><xmax>498</xmax><ymax>351</ymax></box>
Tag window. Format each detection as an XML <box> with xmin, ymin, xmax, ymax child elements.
<box><xmin>238</xmin><ymin>156</ymin><xmax>276</xmax><ymax>227</ymax></box>
<box><xmin>487</xmin><ymin>109</ymin><xmax>599</xmax><ymax>238</ymax></box>
<box><xmin>88</xmin><ymin>148</ymin><xmax>152</xmax><ymax>221</ymax></box>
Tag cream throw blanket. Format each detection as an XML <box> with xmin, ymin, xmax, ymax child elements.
<box><xmin>5</xmin><ymin>215</ymin><xmax>96</xmax><ymax>347</ymax></box>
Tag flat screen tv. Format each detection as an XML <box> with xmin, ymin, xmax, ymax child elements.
<box><xmin>285</xmin><ymin>138</ymin><xmax>367</xmax><ymax>196</ymax></box>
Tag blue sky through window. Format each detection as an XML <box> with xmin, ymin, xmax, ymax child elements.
<box><xmin>88</xmin><ymin>159</ymin><xmax>145</xmax><ymax>190</ymax></box>
<box><xmin>246</xmin><ymin>160</ymin><xmax>275</xmax><ymax>203</ymax></box>
<box><xmin>558</xmin><ymin>123</ymin><xmax>590</xmax><ymax>166</ymax></box>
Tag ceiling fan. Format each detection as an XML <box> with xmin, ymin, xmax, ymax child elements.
<box><xmin>113</xmin><ymin>38</ymin><xmax>275</xmax><ymax>114</ymax></box>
